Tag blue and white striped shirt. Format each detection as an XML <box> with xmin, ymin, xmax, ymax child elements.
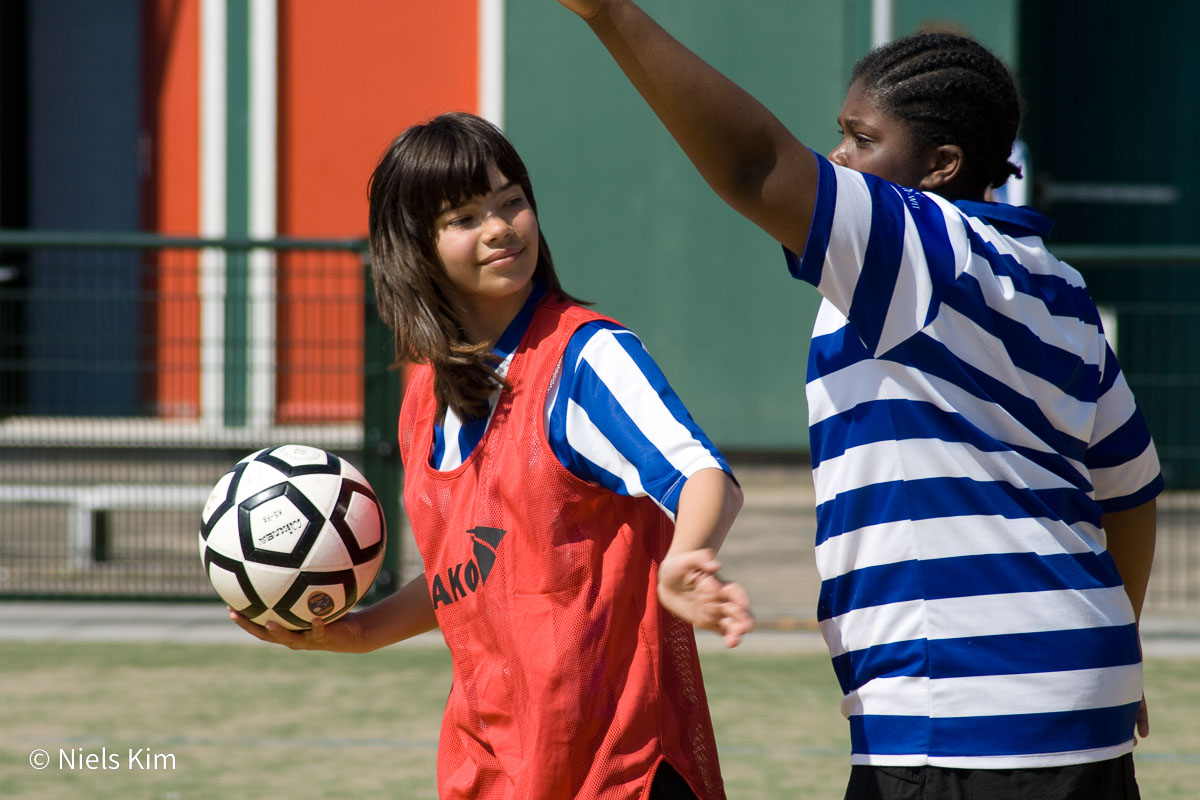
<box><xmin>431</xmin><ymin>283</ymin><xmax>730</xmax><ymax>520</ymax></box>
<box><xmin>786</xmin><ymin>153</ymin><xmax>1163</xmax><ymax>769</ymax></box>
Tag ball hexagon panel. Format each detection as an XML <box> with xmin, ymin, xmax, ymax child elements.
<box><xmin>237</xmin><ymin>481</ymin><xmax>325</xmax><ymax>569</ymax></box>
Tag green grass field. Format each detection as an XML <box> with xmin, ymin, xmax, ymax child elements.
<box><xmin>1</xmin><ymin>639</ymin><xmax>1197</xmax><ymax>799</ymax></box>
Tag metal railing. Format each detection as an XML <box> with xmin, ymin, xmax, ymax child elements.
<box><xmin>1057</xmin><ymin>245</ymin><xmax>1200</xmax><ymax>611</ymax></box>
<box><xmin>0</xmin><ymin>234</ymin><xmax>1195</xmax><ymax>614</ymax></box>
<box><xmin>0</xmin><ymin>231</ymin><xmax>402</xmax><ymax>601</ymax></box>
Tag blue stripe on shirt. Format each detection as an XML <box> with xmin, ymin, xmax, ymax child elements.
<box><xmin>814</xmin><ymin>476</ymin><xmax>1102</xmax><ymax>547</ymax></box>
<box><xmin>1087</xmin><ymin>411</ymin><xmax>1156</xmax><ymax>470</ymax></box>
<box><xmin>818</xmin><ymin>549</ymin><xmax>1123</xmax><ymax>622</ymax></box>
<box><xmin>908</xmin><ymin>189</ymin><xmax>958</xmax><ymax>328</ymax></box>
<box><xmin>785</xmin><ymin>149</ymin><xmax>839</xmax><ymax>285</ymax></box>
<box><xmin>830</xmin><ymin>624</ymin><xmax>1140</xmax><ymax>694</ymax></box>
<box><xmin>809</xmin><ymin>398</ymin><xmax>1092</xmax><ymax>493</ymax></box>
<box><xmin>551</xmin><ymin>355</ymin><xmax>685</xmax><ymax>504</ymax></box>
<box><xmin>883</xmin><ymin>332</ymin><xmax>1091</xmax><ymax>463</ymax></box>
<box><xmin>848</xmin><ymin>175</ymin><xmax>907</xmax><ymax>353</ymax></box>
<box><xmin>965</xmin><ymin>229</ymin><xmax>1100</xmax><ymax>326</ymax></box>
<box><xmin>940</xmin><ymin>272</ymin><xmax>1100</xmax><ymax>403</ymax></box>
<box><xmin>850</xmin><ymin>702</ymin><xmax>1140</xmax><ymax>759</ymax></box>
<box><xmin>1098</xmin><ymin>342</ymin><xmax>1122</xmax><ymax>396</ymax></box>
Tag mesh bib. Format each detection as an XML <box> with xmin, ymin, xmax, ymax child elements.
<box><xmin>399</xmin><ymin>296</ymin><xmax>724</xmax><ymax>800</ymax></box>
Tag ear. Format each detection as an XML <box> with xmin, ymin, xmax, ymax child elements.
<box><xmin>917</xmin><ymin>144</ymin><xmax>965</xmax><ymax>192</ymax></box>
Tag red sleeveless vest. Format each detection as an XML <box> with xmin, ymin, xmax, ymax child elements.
<box><xmin>398</xmin><ymin>296</ymin><xmax>724</xmax><ymax>800</ymax></box>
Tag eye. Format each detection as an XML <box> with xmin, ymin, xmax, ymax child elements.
<box><xmin>444</xmin><ymin>214</ymin><xmax>473</xmax><ymax>229</ymax></box>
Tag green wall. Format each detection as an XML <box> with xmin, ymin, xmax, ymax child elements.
<box><xmin>891</xmin><ymin>0</ymin><xmax>1019</xmax><ymax>66</ymax></box>
<box><xmin>504</xmin><ymin>0</ymin><xmax>1017</xmax><ymax>453</ymax></box>
<box><xmin>1019</xmin><ymin>0</ymin><xmax>1200</xmax><ymax>486</ymax></box>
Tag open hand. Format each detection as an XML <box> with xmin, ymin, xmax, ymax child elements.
<box><xmin>227</xmin><ymin>607</ymin><xmax>367</xmax><ymax>653</ymax></box>
<box><xmin>658</xmin><ymin>549</ymin><xmax>755</xmax><ymax>648</ymax></box>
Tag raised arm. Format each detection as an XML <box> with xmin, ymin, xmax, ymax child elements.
<box><xmin>558</xmin><ymin>0</ymin><xmax>819</xmax><ymax>256</ymax></box>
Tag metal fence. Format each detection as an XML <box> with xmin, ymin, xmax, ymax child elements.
<box><xmin>1059</xmin><ymin>245</ymin><xmax>1200</xmax><ymax>612</ymax></box>
<box><xmin>0</xmin><ymin>234</ymin><xmax>1196</xmax><ymax>614</ymax></box>
<box><xmin>0</xmin><ymin>232</ymin><xmax>402</xmax><ymax>601</ymax></box>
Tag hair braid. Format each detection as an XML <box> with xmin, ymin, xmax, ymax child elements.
<box><xmin>852</xmin><ymin>33</ymin><xmax>1023</xmax><ymax>194</ymax></box>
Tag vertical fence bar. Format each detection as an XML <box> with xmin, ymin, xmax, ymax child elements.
<box><xmin>360</xmin><ymin>248</ymin><xmax>403</xmax><ymax>602</ymax></box>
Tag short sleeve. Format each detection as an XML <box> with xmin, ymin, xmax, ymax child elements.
<box><xmin>544</xmin><ymin>321</ymin><xmax>733</xmax><ymax>520</ymax></box>
<box><xmin>782</xmin><ymin>152</ymin><xmax>966</xmax><ymax>356</ymax></box>
<box><xmin>1086</xmin><ymin>343</ymin><xmax>1164</xmax><ymax>512</ymax></box>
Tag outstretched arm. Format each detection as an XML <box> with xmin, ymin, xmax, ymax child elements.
<box><xmin>557</xmin><ymin>0</ymin><xmax>819</xmax><ymax>256</ymax></box>
<box><xmin>660</xmin><ymin>468</ymin><xmax>753</xmax><ymax>648</ymax></box>
<box><xmin>230</xmin><ymin>573</ymin><xmax>439</xmax><ymax>653</ymax></box>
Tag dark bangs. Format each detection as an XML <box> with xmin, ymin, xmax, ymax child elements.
<box><xmin>389</xmin><ymin>113</ymin><xmax>537</xmax><ymax>238</ymax></box>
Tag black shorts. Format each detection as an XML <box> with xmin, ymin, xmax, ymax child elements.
<box><xmin>649</xmin><ymin>760</ymin><xmax>699</xmax><ymax>800</ymax></box>
<box><xmin>843</xmin><ymin>754</ymin><xmax>1140</xmax><ymax>800</ymax></box>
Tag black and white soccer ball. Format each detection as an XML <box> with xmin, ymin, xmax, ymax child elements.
<box><xmin>199</xmin><ymin>445</ymin><xmax>386</xmax><ymax>630</ymax></box>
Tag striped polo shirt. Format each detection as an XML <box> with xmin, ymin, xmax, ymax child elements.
<box><xmin>786</xmin><ymin>153</ymin><xmax>1164</xmax><ymax>768</ymax></box>
<box><xmin>431</xmin><ymin>282</ymin><xmax>730</xmax><ymax>520</ymax></box>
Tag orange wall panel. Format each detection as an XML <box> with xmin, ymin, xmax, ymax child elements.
<box><xmin>146</xmin><ymin>0</ymin><xmax>201</xmax><ymax>418</ymax></box>
<box><xmin>276</xmin><ymin>0</ymin><xmax>479</xmax><ymax>422</ymax></box>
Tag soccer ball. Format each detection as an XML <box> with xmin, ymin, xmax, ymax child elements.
<box><xmin>199</xmin><ymin>444</ymin><xmax>386</xmax><ymax>630</ymax></box>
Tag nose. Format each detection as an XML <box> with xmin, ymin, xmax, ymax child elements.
<box><xmin>828</xmin><ymin>141</ymin><xmax>849</xmax><ymax>167</ymax></box>
<box><xmin>481</xmin><ymin>211</ymin><xmax>513</xmax><ymax>243</ymax></box>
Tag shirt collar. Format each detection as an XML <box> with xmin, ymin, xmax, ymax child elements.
<box><xmin>492</xmin><ymin>280</ymin><xmax>548</xmax><ymax>359</ymax></box>
<box><xmin>954</xmin><ymin>199</ymin><xmax>1055</xmax><ymax>240</ymax></box>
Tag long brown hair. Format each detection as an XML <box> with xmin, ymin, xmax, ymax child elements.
<box><xmin>367</xmin><ymin>112</ymin><xmax>579</xmax><ymax>420</ymax></box>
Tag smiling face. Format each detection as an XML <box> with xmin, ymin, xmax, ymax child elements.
<box><xmin>828</xmin><ymin>79</ymin><xmax>933</xmax><ymax>190</ymax></box>
<box><xmin>433</xmin><ymin>161</ymin><xmax>539</xmax><ymax>337</ymax></box>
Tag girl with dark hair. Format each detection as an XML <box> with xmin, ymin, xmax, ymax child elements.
<box><xmin>232</xmin><ymin>111</ymin><xmax>749</xmax><ymax>800</ymax></box>
<box><xmin>554</xmin><ymin>3</ymin><xmax>1161</xmax><ymax>799</ymax></box>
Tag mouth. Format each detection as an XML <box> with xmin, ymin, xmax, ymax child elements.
<box><xmin>480</xmin><ymin>246</ymin><xmax>525</xmax><ymax>267</ymax></box>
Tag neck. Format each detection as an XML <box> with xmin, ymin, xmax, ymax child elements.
<box><xmin>459</xmin><ymin>282</ymin><xmax>535</xmax><ymax>347</ymax></box>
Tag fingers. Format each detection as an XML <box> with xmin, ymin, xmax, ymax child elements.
<box><xmin>660</xmin><ymin>549</ymin><xmax>722</xmax><ymax>591</ymax></box>
<box><xmin>1136</xmin><ymin>695</ymin><xmax>1150</xmax><ymax>740</ymax></box>
<box><xmin>656</xmin><ymin>563</ymin><xmax>755</xmax><ymax>648</ymax></box>
<box><xmin>228</xmin><ymin>607</ymin><xmax>275</xmax><ymax>642</ymax></box>
<box><xmin>714</xmin><ymin>582</ymin><xmax>755</xmax><ymax>648</ymax></box>
<box><xmin>227</xmin><ymin>606</ymin><xmax>315</xmax><ymax>650</ymax></box>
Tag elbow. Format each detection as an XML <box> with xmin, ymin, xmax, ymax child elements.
<box><xmin>725</xmin><ymin>473</ymin><xmax>745</xmax><ymax>518</ymax></box>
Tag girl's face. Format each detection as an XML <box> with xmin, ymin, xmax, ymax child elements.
<box><xmin>828</xmin><ymin>79</ymin><xmax>933</xmax><ymax>190</ymax></box>
<box><xmin>434</xmin><ymin>161</ymin><xmax>539</xmax><ymax>323</ymax></box>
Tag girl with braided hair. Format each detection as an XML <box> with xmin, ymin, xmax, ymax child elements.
<box><xmin>555</xmin><ymin>2</ymin><xmax>1161</xmax><ymax>799</ymax></box>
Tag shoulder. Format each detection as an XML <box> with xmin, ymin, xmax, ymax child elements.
<box><xmin>562</xmin><ymin>318</ymin><xmax>644</xmax><ymax>360</ymax></box>
<box><xmin>553</xmin><ymin>321</ymin><xmax>647</xmax><ymax>387</ymax></box>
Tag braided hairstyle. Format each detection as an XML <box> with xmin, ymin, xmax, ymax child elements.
<box><xmin>851</xmin><ymin>32</ymin><xmax>1023</xmax><ymax>196</ymax></box>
